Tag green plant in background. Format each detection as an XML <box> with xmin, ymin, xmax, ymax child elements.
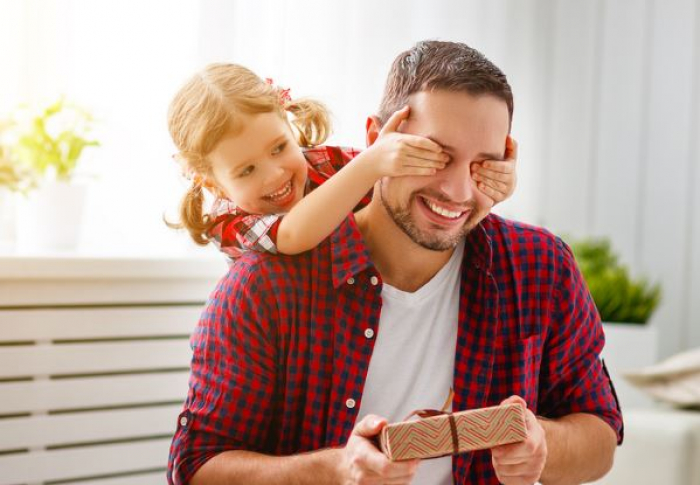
<box><xmin>568</xmin><ymin>238</ymin><xmax>661</xmax><ymax>324</ymax></box>
<box><xmin>14</xmin><ymin>98</ymin><xmax>99</xmax><ymax>181</ymax></box>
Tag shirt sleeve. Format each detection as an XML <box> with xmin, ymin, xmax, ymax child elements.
<box><xmin>167</xmin><ymin>261</ymin><xmax>279</xmax><ymax>484</ymax></box>
<box><xmin>209</xmin><ymin>212</ymin><xmax>282</xmax><ymax>259</ymax></box>
<box><xmin>538</xmin><ymin>238</ymin><xmax>624</xmax><ymax>444</ymax></box>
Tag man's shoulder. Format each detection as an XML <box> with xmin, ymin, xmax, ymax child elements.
<box><xmin>483</xmin><ymin>213</ymin><xmax>561</xmax><ymax>248</ymax></box>
<box><xmin>481</xmin><ymin>214</ymin><xmax>570</xmax><ymax>267</ymax></box>
<box><xmin>216</xmin><ymin>248</ymin><xmax>317</xmax><ymax>294</ymax></box>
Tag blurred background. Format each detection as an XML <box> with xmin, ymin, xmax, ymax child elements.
<box><xmin>0</xmin><ymin>1</ymin><xmax>699</xmax><ymax>483</ymax></box>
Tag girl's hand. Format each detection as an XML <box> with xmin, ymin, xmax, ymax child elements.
<box><xmin>365</xmin><ymin>106</ymin><xmax>449</xmax><ymax>177</ymax></box>
<box><xmin>471</xmin><ymin>136</ymin><xmax>518</xmax><ymax>204</ymax></box>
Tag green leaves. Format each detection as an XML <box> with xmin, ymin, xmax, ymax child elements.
<box><xmin>13</xmin><ymin>98</ymin><xmax>99</xmax><ymax>182</ymax></box>
<box><xmin>568</xmin><ymin>238</ymin><xmax>661</xmax><ymax>324</ymax></box>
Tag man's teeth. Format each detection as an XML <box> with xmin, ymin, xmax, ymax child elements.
<box><xmin>424</xmin><ymin>198</ymin><xmax>463</xmax><ymax>219</ymax></box>
<box><xmin>267</xmin><ymin>181</ymin><xmax>292</xmax><ymax>200</ymax></box>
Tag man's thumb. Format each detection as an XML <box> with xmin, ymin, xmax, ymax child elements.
<box><xmin>353</xmin><ymin>415</ymin><xmax>387</xmax><ymax>438</ymax></box>
<box><xmin>379</xmin><ymin>106</ymin><xmax>410</xmax><ymax>135</ymax></box>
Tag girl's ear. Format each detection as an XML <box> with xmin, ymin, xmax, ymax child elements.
<box><xmin>365</xmin><ymin>115</ymin><xmax>382</xmax><ymax>147</ymax></box>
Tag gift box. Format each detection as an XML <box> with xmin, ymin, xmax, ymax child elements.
<box><xmin>379</xmin><ymin>403</ymin><xmax>527</xmax><ymax>461</ymax></box>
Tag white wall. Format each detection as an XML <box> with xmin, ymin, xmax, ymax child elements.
<box><xmin>534</xmin><ymin>0</ymin><xmax>700</xmax><ymax>358</ymax></box>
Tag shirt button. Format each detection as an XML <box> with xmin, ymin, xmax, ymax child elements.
<box><xmin>179</xmin><ymin>416</ymin><xmax>188</xmax><ymax>427</ymax></box>
<box><xmin>347</xmin><ymin>277</ymin><xmax>355</xmax><ymax>285</ymax></box>
<box><xmin>370</xmin><ymin>276</ymin><xmax>379</xmax><ymax>286</ymax></box>
<box><xmin>346</xmin><ymin>398</ymin><xmax>356</xmax><ymax>409</ymax></box>
<box><xmin>364</xmin><ymin>328</ymin><xmax>375</xmax><ymax>339</ymax></box>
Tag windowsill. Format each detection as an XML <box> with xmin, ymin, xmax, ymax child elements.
<box><xmin>0</xmin><ymin>253</ymin><xmax>228</xmax><ymax>280</ymax></box>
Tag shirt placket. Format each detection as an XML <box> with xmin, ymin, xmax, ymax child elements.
<box><xmin>326</xmin><ymin>269</ymin><xmax>383</xmax><ymax>445</ymax></box>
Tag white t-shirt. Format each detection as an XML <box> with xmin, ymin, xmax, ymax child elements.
<box><xmin>356</xmin><ymin>241</ymin><xmax>464</xmax><ymax>485</ymax></box>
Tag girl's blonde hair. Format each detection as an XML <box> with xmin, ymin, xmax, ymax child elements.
<box><xmin>167</xmin><ymin>63</ymin><xmax>331</xmax><ymax>245</ymax></box>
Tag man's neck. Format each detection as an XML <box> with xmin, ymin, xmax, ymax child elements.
<box><xmin>354</xmin><ymin>200</ymin><xmax>456</xmax><ymax>293</ymax></box>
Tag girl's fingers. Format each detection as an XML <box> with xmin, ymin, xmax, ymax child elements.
<box><xmin>395</xmin><ymin>166</ymin><xmax>440</xmax><ymax>177</ymax></box>
<box><xmin>404</xmin><ymin>152</ymin><xmax>447</xmax><ymax>168</ymax></box>
<box><xmin>472</xmin><ymin>166</ymin><xmax>511</xmax><ymax>182</ymax></box>
<box><xmin>473</xmin><ymin>174</ymin><xmax>509</xmax><ymax>193</ymax></box>
<box><xmin>401</xmin><ymin>134</ymin><xmax>444</xmax><ymax>153</ymax></box>
<box><xmin>477</xmin><ymin>182</ymin><xmax>506</xmax><ymax>201</ymax></box>
<box><xmin>403</xmin><ymin>145</ymin><xmax>449</xmax><ymax>163</ymax></box>
<box><xmin>479</xmin><ymin>160</ymin><xmax>515</xmax><ymax>173</ymax></box>
<box><xmin>505</xmin><ymin>135</ymin><xmax>519</xmax><ymax>160</ymax></box>
<box><xmin>380</xmin><ymin>106</ymin><xmax>411</xmax><ymax>135</ymax></box>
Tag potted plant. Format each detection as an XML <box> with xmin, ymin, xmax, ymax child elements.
<box><xmin>569</xmin><ymin>238</ymin><xmax>661</xmax><ymax>324</ymax></box>
<box><xmin>10</xmin><ymin>98</ymin><xmax>99</xmax><ymax>252</ymax></box>
<box><xmin>568</xmin><ymin>237</ymin><xmax>662</xmax><ymax>408</ymax></box>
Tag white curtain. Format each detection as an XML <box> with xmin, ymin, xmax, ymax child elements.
<box><xmin>1</xmin><ymin>0</ymin><xmax>544</xmax><ymax>255</ymax></box>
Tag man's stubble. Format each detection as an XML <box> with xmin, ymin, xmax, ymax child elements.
<box><xmin>378</xmin><ymin>178</ymin><xmax>482</xmax><ymax>252</ymax></box>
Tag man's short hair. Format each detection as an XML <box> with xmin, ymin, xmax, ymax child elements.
<box><xmin>378</xmin><ymin>40</ymin><xmax>514</xmax><ymax>126</ymax></box>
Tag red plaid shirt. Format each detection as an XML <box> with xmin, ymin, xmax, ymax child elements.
<box><xmin>168</xmin><ymin>214</ymin><xmax>623</xmax><ymax>484</ymax></box>
<box><xmin>207</xmin><ymin>145</ymin><xmax>362</xmax><ymax>259</ymax></box>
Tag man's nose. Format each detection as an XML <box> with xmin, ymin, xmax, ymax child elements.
<box><xmin>436</xmin><ymin>160</ymin><xmax>474</xmax><ymax>202</ymax></box>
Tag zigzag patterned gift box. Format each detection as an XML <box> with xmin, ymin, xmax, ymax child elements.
<box><xmin>379</xmin><ymin>403</ymin><xmax>528</xmax><ymax>461</ymax></box>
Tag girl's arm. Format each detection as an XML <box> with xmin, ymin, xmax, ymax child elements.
<box><xmin>276</xmin><ymin>107</ymin><xmax>447</xmax><ymax>255</ymax></box>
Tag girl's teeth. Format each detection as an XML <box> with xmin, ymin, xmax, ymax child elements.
<box><xmin>425</xmin><ymin>199</ymin><xmax>462</xmax><ymax>219</ymax></box>
<box><xmin>268</xmin><ymin>181</ymin><xmax>292</xmax><ymax>200</ymax></box>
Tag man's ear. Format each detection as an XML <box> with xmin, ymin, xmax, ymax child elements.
<box><xmin>365</xmin><ymin>115</ymin><xmax>382</xmax><ymax>147</ymax></box>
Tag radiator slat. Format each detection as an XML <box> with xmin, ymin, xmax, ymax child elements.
<box><xmin>0</xmin><ymin>438</ymin><xmax>172</xmax><ymax>484</ymax></box>
<box><xmin>0</xmin><ymin>340</ymin><xmax>192</xmax><ymax>378</ymax></box>
<box><xmin>0</xmin><ymin>371</ymin><xmax>190</xmax><ymax>415</ymax></box>
<box><xmin>0</xmin><ymin>404</ymin><xmax>183</xmax><ymax>450</ymax></box>
<box><xmin>0</xmin><ymin>307</ymin><xmax>201</xmax><ymax>342</ymax></box>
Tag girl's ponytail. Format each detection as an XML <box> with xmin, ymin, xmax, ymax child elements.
<box><xmin>285</xmin><ymin>98</ymin><xmax>331</xmax><ymax>147</ymax></box>
<box><xmin>167</xmin><ymin>182</ymin><xmax>214</xmax><ymax>246</ymax></box>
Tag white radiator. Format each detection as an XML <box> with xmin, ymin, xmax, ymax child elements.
<box><xmin>0</xmin><ymin>257</ymin><xmax>225</xmax><ymax>485</ymax></box>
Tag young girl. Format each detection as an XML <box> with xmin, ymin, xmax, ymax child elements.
<box><xmin>167</xmin><ymin>63</ymin><xmax>517</xmax><ymax>259</ymax></box>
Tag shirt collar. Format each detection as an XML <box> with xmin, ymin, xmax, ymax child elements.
<box><xmin>331</xmin><ymin>213</ymin><xmax>496</xmax><ymax>288</ymax></box>
<box><xmin>331</xmin><ymin>214</ymin><xmax>375</xmax><ymax>288</ymax></box>
<box><xmin>464</xmin><ymin>215</ymin><xmax>495</xmax><ymax>271</ymax></box>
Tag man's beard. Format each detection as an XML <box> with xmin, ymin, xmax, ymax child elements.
<box><xmin>379</xmin><ymin>179</ymin><xmax>479</xmax><ymax>251</ymax></box>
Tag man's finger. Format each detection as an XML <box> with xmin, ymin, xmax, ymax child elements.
<box><xmin>352</xmin><ymin>414</ymin><xmax>387</xmax><ymax>438</ymax></box>
<box><xmin>358</xmin><ymin>447</ymin><xmax>419</xmax><ymax>478</ymax></box>
<box><xmin>500</xmin><ymin>394</ymin><xmax>527</xmax><ymax>408</ymax></box>
<box><xmin>380</xmin><ymin>106</ymin><xmax>410</xmax><ymax>135</ymax></box>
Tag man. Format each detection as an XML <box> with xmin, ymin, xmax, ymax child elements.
<box><xmin>168</xmin><ymin>40</ymin><xmax>623</xmax><ymax>485</ymax></box>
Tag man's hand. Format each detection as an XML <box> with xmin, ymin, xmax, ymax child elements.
<box><xmin>490</xmin><ymin>395</ymin><xmax>547</xmax><ymax>485</ymax></box>
<box><xmin>339</xmin><ymin>414</ymin><xmax>420</xmax><ymax>485</ymax></box>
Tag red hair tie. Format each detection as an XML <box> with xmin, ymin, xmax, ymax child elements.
<box><xmin>265</xmin><ymin>78</ymin><xmax>292</xmax><ymax>106</ymax></box>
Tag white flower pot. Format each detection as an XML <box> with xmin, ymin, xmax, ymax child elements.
<box><xmin>602</xmin><ymin>323</ymin><xmax>658</xmax><ymax>409</ymax></box>
<box><xmin>0</xmin><ymin>188</ymin><xmax>17</xmax><ymax>252</ymax></box>
<box><xmin>16</xmin><ymin>180</ymin><xmax>88</xmax><ymax>253</ymax></box>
